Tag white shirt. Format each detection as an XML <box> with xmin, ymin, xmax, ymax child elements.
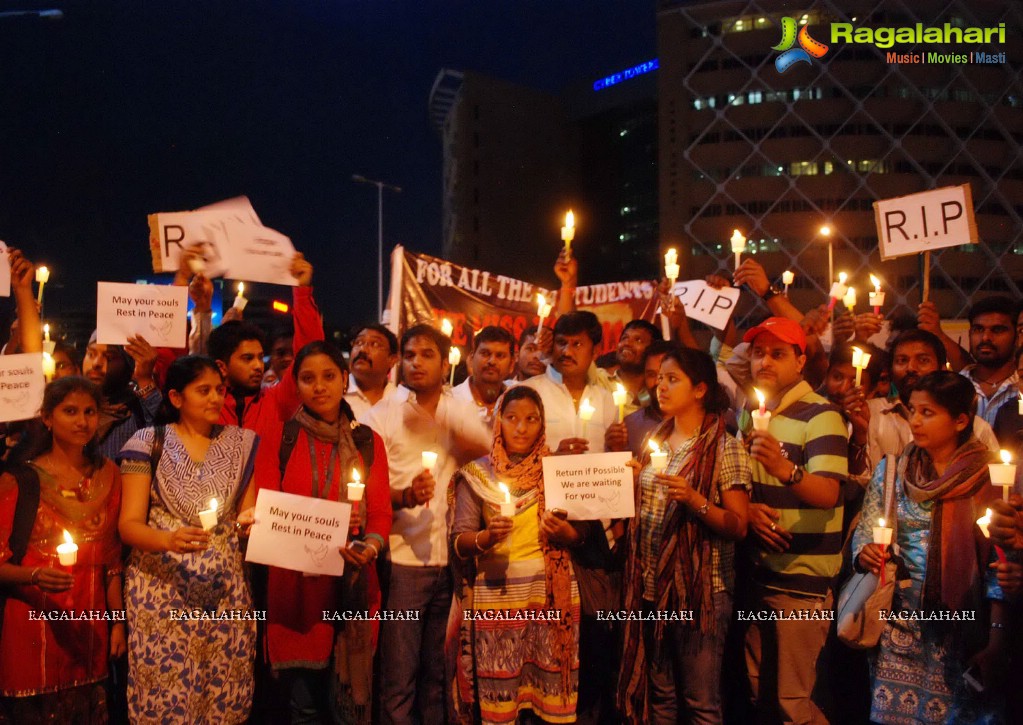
<box><xmin>866</xmin><ymin>397</ymin><xmax>999</xmax><ymax>472</ymax></box>
<box><xmin>344</xmin><ymin>377</ymin><xmax>397</xmax><ymax>423</ymax></box>
<box><xmin>362</xmin><ymin>385</ymin><xmax>491</xmax><ymax>567</ymax></box>
<box><xmin>522</xmin><ymin>365</ymin><xmax>615</xmax><ymax>453</ymax></box>
<box><xmin>451</xmin><ymin>377</ymin><xmax>501</xmax><ymax>425</ymax></box>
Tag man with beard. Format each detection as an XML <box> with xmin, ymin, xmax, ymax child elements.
<box><xmin>959</xmin><ymin>296</ymin><xmax>1019</xmax><ymax>426</ymax></box>
<box><xmin>451</xmin><ymin>326</ymin><xmax>514</xmax><ymax>423</ymax></box>
<box><xmin>344</xmin><ymin>323</ymin><xmax>398</xmax><ymax>421</ymax></box>
<box><xmin>363</xmin><ymin>324</ymin><xmax>490</xmax><ymax>725</ymax></box>
<box><xmin>514</xmin><ymin>325</ymin><xmax>547</xmax><ymax>381</ymax></box>
<box><xmin>207</xmin><ymin>254</ymin><xmax>321</xmax><ymax>430</ymax></box>
<box><xmin>866</xmin><ymin>328</ymin><xmax>998</xmax><ymax>468</ymax></box>
<box><xmin>741</xmin><ymin>317</ymin><xmax>847</xmax><ymax>724</ymax></box>
<box><xmin>81</xmin><ymin>332</ymin><xmax>161</xmax><ymax>460</ymax></box>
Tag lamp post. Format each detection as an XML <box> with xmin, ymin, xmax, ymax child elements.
<box><xmin>352</xmin><ymin>174</ymin><xmax>402</xmax><ymax>319</ymax></box>
<box><xmin>819</xmin><ymin>224</ymin><xmax>833</xmax><ymax>286</ymax></box>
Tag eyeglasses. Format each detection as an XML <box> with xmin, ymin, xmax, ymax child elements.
<box><xmin>352</xmin><ymin>337</ymin><xmax>388</xmax><ymax>351</ymax></box>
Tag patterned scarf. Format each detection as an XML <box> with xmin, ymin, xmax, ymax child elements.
<box><xmin>900</xmin><ymin>438</ymin><xmax>993</xmax><ymax>612</ymax></box>
<box><xmin>618</xmin><ymin>412</ymin><xmax>725</xmax><ymax>724</ymax></box>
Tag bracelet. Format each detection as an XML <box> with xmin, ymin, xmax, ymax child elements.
<box><xmin>991</xmin><ymin>621</ymin><xmax>1006</xmax><ymax>629</ymax></box>
<box><xmin>30</xmin><ymin>567</ymin><xmax>41</xmax><ymax>586</ymax></box>
<box><xmin>474</xmin><ymin>530</ymin><xmax>490</xmax><ymax>553</ymax></box>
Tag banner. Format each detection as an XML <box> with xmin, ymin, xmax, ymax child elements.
<box><xmin>389</xmin><ymin>246</ymin><xmax>658</xmax><ymax>355</ymax></box>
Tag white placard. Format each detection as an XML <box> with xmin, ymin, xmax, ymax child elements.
<box><xmin>212</xmin><ymin>220</ymin><xmax>298</xmax><ymax>286</ymax></box>
<box><xmin>96</xmin><ymin>282</ymin><xmax>188</xmax><ymax>348</ymax></box>
<box><xmin>874</xmin><ymin>184</ymin><xmax>978</xmax><ymax>260</ymax></box>
<box><xmin>245</xmin><ymin>489</ymin><xmax>352</xmax><ymax>576</ymax></box>
<box><xmin>0</xmin><ymin>241</ymin><xmax>9</xmax><ymax>297</ymax></box>
<box><xmin>670</xmin><ymin>279</ymin><xmax>741</xmax><ymax>331</ymax></box>
<box><xmin>0</xmin><ymin>353</ymin><xmax>45</xmax><ymax>423</ymax></box>
<box><xmin>542</xmin><ymin>451</ymin><xmax>634</xmax><ymax>520</ymax></box>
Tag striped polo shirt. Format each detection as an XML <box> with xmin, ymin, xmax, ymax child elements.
<box><xmin>749</xmin><ymin>380</ymin><xmax>848</xmax><ymax>596</ymax></box>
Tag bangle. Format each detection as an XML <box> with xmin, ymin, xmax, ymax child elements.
<box><xmin>696</xmin><ymin>500</ymin><xmax>710</xmax><ymax>516</ymax></box>
<box><xmin>474</xmin><ymin>531</ymin><xmax>489</xmax><ymax>553</ymax></box>
<box><xmin>991</xmin><ymin>622</ymin><xmax>1006</xmax><ymax>630</ymax></box>
<box><xmin>30</xmin><ymin>567</ymin><xmax>41</xmax><ymax>586</ymax></box>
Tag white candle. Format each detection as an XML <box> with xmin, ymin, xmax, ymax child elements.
<box><xmin>233</xmin><ymin>282</ymin><xmax>247</xmax><ymax>311</ymax></box>
<box><xmin>782</xmin><ymin>270</ymin><xmax>794</xmax><ymax>295</ymax></box>
<box><xmin>730</xmin><ymin>229</ymin><xmax>746</xmax><ymax>271</ymax></box>
<box><xmin>421</xmin><ymin>450</ymin><xmax>438</xmax><ymax>472</ymax></box>
<box><xmin>497</xmin><ymin>482</ymin><xmax>515</xmax><ymax>518</ymax></box>
<box><xmin>56</xmin><ymin>529</ymin><xmax>78</xmax><ymax>566</ymax></box>
<box><xmin>35</xmin><ymin>265</ymin><xmax>49</xmax><ymax>305</ymax></box>
<box><xmin>843</xmin><ymin>286</ymin><xmax>857</xmax><ymax>312</ymax></box>
<box><xmin>43</xmin><ymin>323</ymin><xmax>50</xmax><ymax>342</ymax></box>
<box><xmin>648</xmin><ymin>440</ymin><xmax>668</xmax><ymax>472</ymax></box>
<box><xmin>561</xmin><ymin>210</ymin><xmax>575</xmax><ymax>259</ymax></box>
<box><xmin>868</xmin><ymin>274</ymin><xmax>885</xmax><ymax>314</ymax></box>
<box><xmin>187</xmin><ymin>255</ymin><xmax>206</xmax><ymax>275</ymax></box>
<box><xmin>347</xmin><ymin>468</ymin><xmax>365</xmax><ymax>501</ymax></box>
<box><xmin>1017</xmin><ymin>393</ymin><xmax>1022</xmax><ymax>416</ymax></box>
<box><xmin>827</xmin><ymin>272</ymin><xmax>848</xmax><ymax>310</ymax></box>
<box><xmin>536</xmin><ymin>293</ymin><xmax>552</xmax><ymax>327</ymax></box>
<box><xmin>751</xmin><ymin>387</ymin><xmax>771</xmax><ymax>431</ymax></box>
<box><xmin>440</xmin><ymin>318</ymin><xmax>453</xmax><ymax>337</ymax></box>
<box><xmin>578</xmin><ymin>397</ymin><xmax>595</xmax><ymax>438</ymax></box>
<box><xmin>664</xmin><ymin>248</ymin><xmax>679</xmax><ymax>284</ymax></box>
<box><xmin>42</xmin><ymin>323</ymin><xmax>55</xmax><ymax>355</ymax></box>
<box><xmin>448</xmin><ymin>346</ymin><xmax>461</xmax><ymax>386</ymax></box>
<box><xmin>977</xmin><ymin>508</ymin><xmax>993</xmax><ymax>539</ymax></box>
<box><xmin>872</xmin><ymin>517</ymin><xmax>893</xmax><ymax>546</ymax></box>
<box><xmin>612</xmin><ymin>383</ymin><xmax>627</xmax><ymax>423</ymax></box>
<box><xmin>42</xmin><ymin>352</ymin><xmax>56</xmax><ymax>381</ymax></box>
<box><xmin>198</xmin><ymin>498</ymin><xmax>219</xmax><ymax>531</ymax></box>
<box><xmin>851</xmin><ymin>347</ymin><xmax>871</xmax><ymax>387</ymax></box>
<box><xmin>989</xmin><ymin>450</ymin><xmax>1016</xmax><ymax>501</ymax></box>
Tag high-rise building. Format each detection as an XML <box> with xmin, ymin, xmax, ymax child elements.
<box><xmin>657</xmin><ymin>0</ymin><xmax>1022</xmax><ymax>321</ymax></box>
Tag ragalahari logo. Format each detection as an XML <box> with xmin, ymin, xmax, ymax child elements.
<box><xmin>772</xmin><ymin>17</ymin><xmax>829</xmax><ymax>73</ymax></box>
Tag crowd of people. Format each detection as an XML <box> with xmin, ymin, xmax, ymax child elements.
<box><xmin>0</xmin><ymin>243</ymin><xmax>1021</xmax><ymax>725</ymax></box>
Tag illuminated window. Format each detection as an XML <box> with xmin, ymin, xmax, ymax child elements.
<box><xmin>790</xmin><ymin>161</ymin><xmax>818</xmax><ymax>176</ymax></box>
<box><xmin>748</xmin><ymin>91</ymin><xmax>762</xmax><ymax>104</ymax></box>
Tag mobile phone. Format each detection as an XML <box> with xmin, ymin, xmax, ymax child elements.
<box><xmin>348</xmin><ymin>540</ymin><xmax>371</xmax><ymax>554</ymax></box>
<box><xmin>962</xmin><ymin>665</ymin><xmax>984</xmax><ymax>693</ymax></box>
<box><xmin>551</xmin><ymin>508</ymin><xmax>568</xmax><ymax>520</ymax></box>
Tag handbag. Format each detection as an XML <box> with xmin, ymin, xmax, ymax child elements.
<box><xmin>836</xmin><ymin>454</ymin><xmax>899</xmax><ymax>649</ymax></box>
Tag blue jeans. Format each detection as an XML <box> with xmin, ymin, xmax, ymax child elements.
<box><xmin>646</xmin><ymin>591</ymin><xmax>732</xmax><ymax>725</ymax></box>
<box><xmin>378</xmin><ymin>564</ymin><xmax>452</xmax><ymax>725</ymax></box>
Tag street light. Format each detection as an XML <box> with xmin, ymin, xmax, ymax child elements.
<box><xmin>819</xmin><ymin>224</ymin><xmax>833</xmax><ymax>283</ymax></box>
<box><xmin>352</xmin><ymin>174</ymin><xmax>402</xmax><ymax>319</ymax></box>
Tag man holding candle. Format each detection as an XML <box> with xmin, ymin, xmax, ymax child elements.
<box><xmin>361</xmin><ymin>324</ymin><xmax>490</xmax><ymax>725</ymax></box>
<box><xmin>344</xmin><ymin>323</ymin><xmax>399</xmax><ymax>421</ymax></box>
<box><xmin>451</xmin><ymin>326</ymin><xmax>515</xmax><ymax>423</ymax></box>
<box><xmin>740</xmin><ymin>316</ymin><xmax>848</xmax><ymax>725</ymax></box>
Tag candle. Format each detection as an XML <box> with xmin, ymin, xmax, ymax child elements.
<box><xmin>347</xmin><ymin>468</ymin><xmax>365</xmax><ymax>502</ymax></box>
<box><xmin>989</xmin><ymin>450</ymin><xmax>1017</xmax><ymax>501</ymax></box>
<box><xmin>233</xmin><ymin>282</ymin><xmax>247</xmax><ymax>311</ymax></box>
<box><xmin>648</xmin><ymin>440</ymin><xmax>668</xmax><ymax>472</ymax></box>
<box><xmin>35</xmin><ymin>265</ymin><xmax>49</xmax><ymax>306</ymax></box>
<box><xmin>440</xmin><ymin>318</ymin><xmax>454</xmax><ymax>337</ymax></box>
<box><xmin>782</xmin><ymin>270</ymin><xmax>794</xmax><ymax>295</ymax></box>
<box><xmin>612</xmin><ymin>383</ymin><xmax>627</xmax><ymax>423</ymax></box>
<box><xmin>561</xmin><ymin>210</ymin><xmax>575</xmax><ymax>259</ymax></box>
<box><xmin>42</xmin><ymin>352</ymin><xmax>56</xmax><ymax>381</ymax></box>
<box><xmin>868</xmin><ymin>274</ymin><xmax>885</xmax><ymax>315</ymax></box>
<box><xmin>827</xmin><ymin>272</ymin><xmax>848</xmax><ymax>310</ymax></box>
<box><xmin>976</xmin><ymin>508</ymin><xmax>1008</xmax><ymax>563</ymax></box>
<box><xmin>42</xmin><ymin>323</ymin><xmax>55</xmax><ymax>355</ymax></box>
<box><xmin>578</xmin><ymin>397</ymin><xmax>595</xmax><ymax>438</ymax></box>
<box><xmin>448</xmin><ymin>346</ymin><xmax>461</xmax><ymax>387</ymax></box>
<box><xmin>421</xmin><ymin>450</ymin><xmax>438</xmax><ymax>472</ymax></box>
<box><xmin>198</xmin><ymin>498</ymin><xmax>219</xmax><ymax>531</ymax></box>
<box><xmin>730</xmin><ymin>229</ymin><xmax>746</xmax><ymax>271</ymax></box>
<box><xmin>43</xmin><ymin>323</ymin><xmax>50</xmax><ymax>342</ymax></box>
<box><xmin>1017</xmin><ymin>392</ymin><xmax>1022</xmax><ymax>416</ymax></box>
<box><xmin>497</xmin><ymin>482</ymin><xmax>515</xmax><ymax>518</ymax></box>
<box><xmin>56</xmin><ymin>529</ymin><xmax>78</xmax><ymax>566</ymax></box>
<box><xmin>536</xmin><ymin>293</ymin><xmax>552</xmax><ymax>328</ymax></box>
<box><xmin>851</xmin><ymin>347</ymin><xmax>871</xmax><ymax>387</ymax></box>
<box><xmin>843</xmin><ymin>286</ymin><xmax>857</xmax><ymax>312</ymax></box>
<box><xmin>751</xmin><ymin>387</ymin><xmax>771</xmax><ymax>431</ymax></box>
<box><xmin>872</xmin><ymin>517</ymin><xmax>894</xmax><ymax>584</ymax></box>
<box><xmin>187</xmin><ymin>254</ymin><xmax>206</xmax><ymax>275</ymax></box>
<box><xmin>664</xmin><ymin>248</ymin><xmax>679</xmax><ymax>284</ymax></box>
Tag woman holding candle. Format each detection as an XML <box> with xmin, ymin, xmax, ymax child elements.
<box><xmin>852</xmin><ymin>371</ymin><xmax>1008</xmax><ymax>723</ymax></box>
<box><xmin>618</xmin><ymin>345</ymin><xmax>750</xmax><ymax>725</ymax></box>
<box><xmin>0</xmin><ymin>376</ymin><xmax>124</xmax><ymax>722</ymax></box>
<box><xmin>253</xmin><ymin>340</ymin><xmax>391</xmax><ymax>724</ymax></box>
<box><xmin>449</xmin><ymin>385</ymin><xmax>580</xmax><ymax>724</ymax></box>
<box><xmin>118</xmin><ymin>355</ymin><xmax>258</xmax><ymax>724</ymax></box>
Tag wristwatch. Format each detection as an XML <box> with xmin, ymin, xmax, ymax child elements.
<box><xmin>762</xmin><ymin>283</ymin><xmax>783</xmax><ymax>301</ymax></box>
<box><xmin>696</xmin><ymin>501</ymin><xmax>710</xmax><ymax>516</ymax></box>
<box><xmin>788</xmin><ymin>464</ymin><xmax>805</xmax><ymax>485</ymax></box>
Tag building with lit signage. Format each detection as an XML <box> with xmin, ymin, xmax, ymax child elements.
<box><xmin>657</xmin><ymin>0</ymin><xmax>1022</xmax><ymax>320</ymax></box>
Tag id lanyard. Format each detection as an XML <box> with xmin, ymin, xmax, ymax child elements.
<box><xmin>307</xmin><ymin>435</ymin><xmax>339</xmax><ymax>500</ymax></box>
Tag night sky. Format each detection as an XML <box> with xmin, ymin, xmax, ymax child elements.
<box><xmin>0</xmin><ymin>0</ymin><xmax>655</xmax><ymax>330</ymax></box>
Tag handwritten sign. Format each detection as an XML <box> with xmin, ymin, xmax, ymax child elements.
<box><xmin>0</xmin><ymin>353</ymin><xmax>45</xmax><ymax>423</ymax></box>
<box><xmin>542</xmin><ymin>451</ymin><xmax>634</xmax><ymax>520</ymax></box>
<box><xmin>212</xmin><ymin>220</ymin><xmax>297</xmax><ymax>287</ymax></box>
<box><xmin>0</xmin><ymin>241</ymin><xmax>9</xmax><ymax>297</ymax></box>
<box><xmin>669</xmin><ymin>280</ymin><xmax>741</xmax><ymax>330</ymax></box>
<box><xmin>96</xmin><ymin>282</ymin><xmax>188</xmax><ymax>348</ymax></box>
<box><xmin>245</xmin><ymin>489</ymin><xmax>352</xmax><ymax>576</ymax></box>
<box><xmin>874</xmin><ymin>184</ymin><xmax>978</xmax><ymax>260</ymax></box>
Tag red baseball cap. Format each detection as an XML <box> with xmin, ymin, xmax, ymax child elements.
<box><xmin>742</xmin><ymin>316</ymin><xmax>807</xmax><ymax>353</ymax></box>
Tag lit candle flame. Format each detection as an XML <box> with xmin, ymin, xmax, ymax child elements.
<box><xmin>754</xmin><ymin>388</ymin><xmax>766</xmax><ymax>408</ymax></box>
<box><xmin>1000</xmin><ymin>449</ymin><xmax>1012</xmax><ymax>465</ymax></box>
<box><xmin>648</xmin><ymin>440</ymin><xmax>662</xmax><ymax>453</ymax></box>
<box><xmin>209</xmin><ymin>498</ymin><xmax>219</xmax><ymax>512</ymax></box>
<box><xmin>237</xmin><ymin>282</ymin><xmax>244</xmax><ymax>295</ymax></box>
<box><xmin>35</xmin><ymin>266</ymin><xmax>50</xmax><ymax>284</ymax></box>
<box><xmin>564</xmin><ymin>211</ymin><xmax>574</xmax><ymax>229</ymax></box>
<box><xmin>352</xmin><ymin>468</ymin><xmax>361</xmax><ymax>483</ymax></box>
<box><xmin>63</xmin><ymin>529</ymin><xmax>74</xmax><ymax>545</ymax></box>
<box><xmin>537</xmin><ymin>293</ymin><xmax>546</xmax><ymax>308</ymax></box>
<box><xmin>448</xmin><ymin>346</ymin><xmax>461</xmax><ymax>366</ymax></box>
<box><xmin>782</xmin><ymin>270</ymin><xmax>794</xmax><ymax>285</ymax></box>
<box><xmin>664</xmin><ymin>248</ymin><xmax>678</xmax><ymax>266</ymax></box>
<box><xmin>870</xmin><ymin>274</ymin><xmax>881</xmax><ymax>291</ymax></box>
<box><xmin>440</xmin><ymin>318</ymin><xmax>453</xmax><ymax>337</ymax></box>
<box><xmin>838</xmin><ymin>272</ymin><xmax>848</xmax><ymax>284</ymax></box>
<box><xmin>878</xmin><ymin>518</ymin><xmax>885</xmax><ymax>528</ymax></box>
<box><xmin>497</xmin><ymin>481</ymin><xmax>511</xmax><ymax>503</ymax></box>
